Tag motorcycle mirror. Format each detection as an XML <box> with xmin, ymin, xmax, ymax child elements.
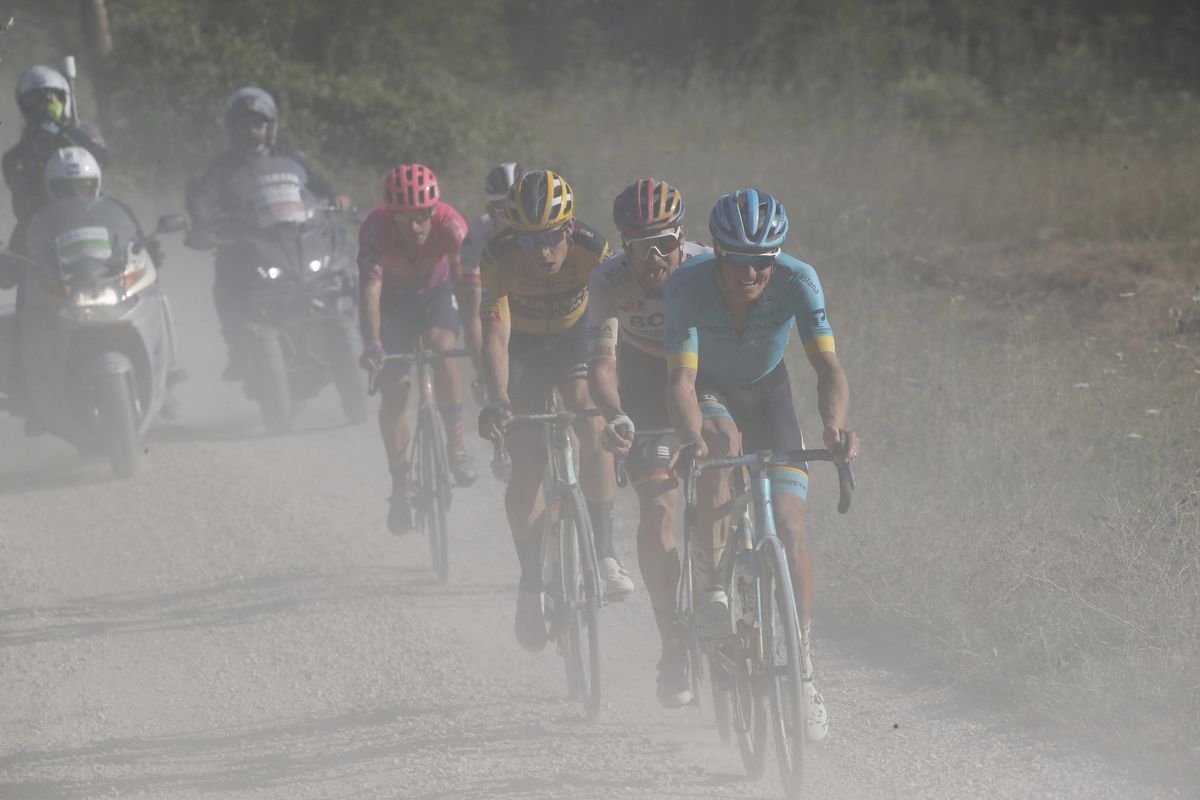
<box><xmin>155</xmin><ymin>214</ymin><xmax>188</xmax><ymax>235</ymax></box>
<box><xmin>61</xmin><ymin>55</ymin><xmax>77</xmax><ymax>80</ymax></box>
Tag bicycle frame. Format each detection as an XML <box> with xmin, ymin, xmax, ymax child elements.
<box><xmin>494</xmin><ymin>402</ymin><xmax>606</xmax><ymax>718</ymax></box>
<box><xmin>681</xmin><ymin>444</ymin><xmax>854</xmax><ymax>794</ymax></box>
<box><xmin>368</xmin><ymin>342</ymin><xmax>469</xmax><ymax>582</ymax></box>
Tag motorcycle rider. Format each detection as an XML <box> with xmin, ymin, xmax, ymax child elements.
<box><xmin>184</xmin><ymin>86</ymin><xmax>345</xmax><ymax>380</ymax></box>
<box><xmin>12</xmin><ymin>147</ymin><xmax>176</xmax><ymax>426</ymax></box>
<box><xmin>358</xmin><ymin>164</ymin><xmax>481</xmax><ymax>534</ymax></box>
<box><xmin>2</xmin><ymin>65</ymin><xmax>109</xmax><ymax>258</ymax></box>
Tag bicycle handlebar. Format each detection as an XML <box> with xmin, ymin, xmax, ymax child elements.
<box><xmin>487</xmin><ymin>408</ymin><xmax>605</xmax><ymax>482</ymax></box>
<box><xmin>613</xmin><ymin>427</ymin><xmax>675</xmax><ymax>488</ymax></box>
<box><xmin>682</xmin><ymin>440</ymin><xmax>856</xmax><ymax>514</ymax></box>
<box><xmin>366</xmin><ymin>349</ymin><xmax>470</xmax><ymax>396</ymax></box>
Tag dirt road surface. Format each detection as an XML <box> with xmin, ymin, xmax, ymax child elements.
<box><xmin>0</xmin><ymin>251</ymin><xmax>1182</xmax><ymax>799</ymax></box>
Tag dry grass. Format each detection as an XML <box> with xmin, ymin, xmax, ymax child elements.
<box><xmin>486</xmin><ymin>80</ymin><xmax>1200</xmax><ymax>775</ymax></box>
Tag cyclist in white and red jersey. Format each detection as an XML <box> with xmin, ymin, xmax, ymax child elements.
<box><xmin>462</xmin><ymin>162</ymin><xmax>526</xmax><ymax>275</ymax></box>
<box><xmin>358</xmin><ymin>164</ymin><xmax>482</xmax><ymax>534</ymax></box>
<box><xmin>586</xmin><ymin>178</ymin><xmax>709</xmax><ymax>706</ymax></box>
<box><xmin>460</xmin><ymin>162</ymin><xmax>526</xmax><ymax>403</ymax></box>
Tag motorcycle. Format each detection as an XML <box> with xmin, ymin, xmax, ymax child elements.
<box><xmin>0</xmin><ymin>211</ymin><xmax>187</xmax><ymax>478</ymax></box>
<box><xmin>204</xmin><ymin>155</ymin><xmax>365</xmax><ymax>435</ymax></box>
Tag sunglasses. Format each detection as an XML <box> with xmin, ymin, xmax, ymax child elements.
<box><xmin>720</xmin><ymin>248</ymin><xmax>778</xmax><ymax>272</ymax></box>
<box><xmin>18</xmin><ymin>89</ymin><xmax>65</xmax><ymax>113</ymax></box>
<box><xmin>516</xmin><ymin>225</ymin><xmax>570</xmax><ymax>250</ymax></box>
<box><xmin>623</xmin><ymin>228</ymin><xmax>683</xmax><ymax>260</ymax></box>
<box><xmin>236</xmin><ymin>114</ymin><xmax>271</xmax><ymax>130</ymax></box>
<box><xmin>393</xmin><ymin>208</ymin><xmax>434</xmax><ymax>224</ymax></box>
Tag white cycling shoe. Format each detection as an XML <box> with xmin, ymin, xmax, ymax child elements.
<box><xmin>599</xmin><ymin>557</ymin><xmax>635</xmax><ymax>598</ymax></box>
<box><xmin>694</xmin><ymin>587</ymin><xmax>734</xmax><ymax>639</ymax></box>
<box><xmin>803</xmin><ymin>677</ymin><xmax>829</xmax><ymax>742</ymax></box>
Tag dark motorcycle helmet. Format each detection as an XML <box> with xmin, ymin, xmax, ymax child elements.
<box><xmin>224</xmin><ymin>86</ymin><xmax>278</xmax><ymax>154</ymax></box>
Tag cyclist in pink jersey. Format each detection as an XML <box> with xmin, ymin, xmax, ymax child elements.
<box><xmin>359</xmin><ymin>163</ymin><xmax>483</xmax><ymax>534</ymax></box>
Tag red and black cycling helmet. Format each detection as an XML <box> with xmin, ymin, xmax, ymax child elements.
<box><xmin>612</xmin><ymin>178</ymin><xmax>684</xmax><ymax>235</ymax></box>
<box><xmin>383</xmin><ymin>163</ymin><xmax>440</xmax><ymax>212</ymax></box>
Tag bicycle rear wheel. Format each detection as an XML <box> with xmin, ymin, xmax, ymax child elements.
<box><xmin>709</xmin><ymin>653</ymin><xmax>733</xmax><ymax>744</ymax></box>
<box><xmin>561</xmin><ymin>486</ymin><xmax>602</xmax><ymax>719</ymax></box>
<box><xmin>761</xmin><ymin>536</ymin><xmax>806</xmax><ymax>798</ymax></box>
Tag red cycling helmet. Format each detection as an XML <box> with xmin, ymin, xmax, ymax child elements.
<box><xmin>383</xmin><ymin>163</ymin><xmax>440</xmax><ymax>211</ymax></box>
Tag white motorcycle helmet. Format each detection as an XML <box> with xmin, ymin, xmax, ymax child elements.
<box><xmin>15</xmin><ymin>65</ymin><xmax>72</xmax><ymax>122</ymax></box>
<box><xmin>44</xmin><ymin>147</ymin><xmax>102</xmax><ymax>201</ymax></box>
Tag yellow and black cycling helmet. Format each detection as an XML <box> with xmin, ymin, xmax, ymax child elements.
<box><xmin>612</xmin><ymin>178</ymin><xmax>684</xmax><ymax>235</ymax></box>
<box><xmin>504</xmin><ymin>169</ymin><xmax>574</xmax><ymax>231</ymax></box>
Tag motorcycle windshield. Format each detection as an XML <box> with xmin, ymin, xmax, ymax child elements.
<box><xmin>53</xmin><ymin>226</ymin><xmax>113</xmax><ymax>269</ymax></box>
<box><xmin>231</xmin><ymin>156</ymin><xmax>319</xmax><ymax>230</ymax></box>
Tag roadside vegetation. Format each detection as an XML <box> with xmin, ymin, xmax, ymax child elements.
<box><xmin>6</xmin><ymin>0</ymin><xmax>1199</xmax><ymax>779</ymax></box>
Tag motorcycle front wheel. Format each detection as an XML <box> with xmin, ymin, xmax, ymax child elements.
<box><xmin>95</xmin><ymin>371</ymin><xmax>140</xmax><ymax>478</ymax></box>
<box><xmin>252</xmin><ymin>332</ymin><xmax>293</xmax><ymax>435</ymax></box>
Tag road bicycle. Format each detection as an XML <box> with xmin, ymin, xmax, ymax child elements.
<box><xmin>679</xmin><ymin>440</ymin><xmax>854</xmax><ymax>799</ymax></box>
<box><xmin>492</xmin><ymin>400</ymin><xmax>606</xmax><ymax>719</ymax></box>
<box><xmin>369</xmin><ymin>345</ymin><xmax>469</xmax><ymax>583</ymax></box>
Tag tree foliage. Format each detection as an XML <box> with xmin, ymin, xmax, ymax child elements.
<box><xmin>26</xmin><ymin>0</ymin><xmax>1199</xmax><ymax>178</ymax></box>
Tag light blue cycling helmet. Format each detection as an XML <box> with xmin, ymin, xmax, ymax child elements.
<box><xmin>708</xmin><ymin>188</ymin><xmax>789</xmax><ymax>252</ymax></box>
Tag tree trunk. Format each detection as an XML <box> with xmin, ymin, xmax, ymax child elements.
<box><xmin>79</xmin><ymin>0</ymin><xmax>113</xmax><ymax>133</ymax></box>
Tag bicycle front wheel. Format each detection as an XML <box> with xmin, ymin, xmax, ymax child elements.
<box><xmin>561</xmin><ymin>486</ymin><xmax>602</xmax><ymax>719</ymax></box>
<box><xmin>761</xmin><ymin>536</ymin><xmax>806</xmax><ymax>798</ymax></box>
<box><xmin>415</xmin><ymin>406</ymin><xmax>451</xmax><ymax>583</ymax></box>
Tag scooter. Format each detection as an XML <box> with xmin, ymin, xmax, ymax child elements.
<box><xmin>0</xmin><ymin>213</ymin><xmax>187</xmax><ymax>478</ymax></box>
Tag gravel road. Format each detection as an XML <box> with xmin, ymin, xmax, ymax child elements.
<box><xmin>0</xmin><ymin>252</ymin><xmax>1184</xmax><ymax>800</ymax></box>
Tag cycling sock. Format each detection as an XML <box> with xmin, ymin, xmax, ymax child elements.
<box><xmin>800</xmin><ymin>621</ymin><xmax>814</xmax><ymax>678</ymax></box>
<box><xmin>438</xmin><ymin>402</ymin><xmax>466</xmax><ymax>453</ymax></box>
<box><xmin>652</xmin><ymin>603</ymin><xmax>683</xmax><ymax>650</ymax></box>
<box><xmin>515</xmin><ymin>534</ymin><xmax>543</xmax><ymax>593</ymax></box>
<box><xmin>588</xmin><ymin>499</ymin><xmax>615</xmax><ymax>560</ymax></box>
<box><xmin>388</xmin><ymin>459</ymin><xmax>409</xmax><ymax>487</ymax></box>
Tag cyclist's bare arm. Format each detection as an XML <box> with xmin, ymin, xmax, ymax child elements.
<box><xmin>667</xmin><ymin>366</ymin><xmax>705</xmax><ymax>462</ymax></box>
<box><xmin>360</xmin><ymin>272</ymin><xmax>384</xmax><ymax>345</ymax></box>
<box><xmin>806</xmin><ymin>348</ymin><xmax>860</xmax><ymax>464</ymax></box>
<box><xmin>451</xmin><ymin>245</ymin><xmax>484</xmax><ymax>376</ymax></box>
<box><xmin>587</xmin><ymin>355</ymin><xmax>623</xmax><ymax>419</ymax></box>
<box><xmin>480</xmin><ymin>310</ymin><xmax>511</xmax><ymax>406</ymax></box>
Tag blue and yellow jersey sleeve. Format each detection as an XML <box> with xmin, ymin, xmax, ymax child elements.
<box><xmin>776</xmin><ymin>254</ymin><xmax>836</xmax><ymax>358</ymax></box>
<box><xmin>664</xmin><ymin>253</ymin><xmax>711</xmax><ymax>372</ymax></box>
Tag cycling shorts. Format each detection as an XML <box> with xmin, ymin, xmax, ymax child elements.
<box><xmin>697</xmin><ymin>360</ymin><xmax>809</xmax><ymax>500</ymax></box>
<box><xmin>507</xmin><ymin>319</ymin><xmax>589</xmax><ymax>412</ymax></box>
<box><xmin>379</xmin><ymin>281</ymin><xmax>461</xmax><ymax>373</ymax></box>
<box><xmin>617</xmin><ymin>343</ymin><xmax>677</xmax><ymax>485</ymax></box>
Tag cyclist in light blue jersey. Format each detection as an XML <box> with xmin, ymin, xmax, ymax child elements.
<box><xmin>664</xmin><ymin>188</ymin><xmax>860</xmax><ymax>744</ymax></box>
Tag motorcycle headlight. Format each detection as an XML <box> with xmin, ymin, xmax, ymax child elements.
<box><xmin>257</xmin><ymin>266</ymin><xmax>283</xmax><ymax>280</ymax></box>
<box><xmin>73</xmin><ymin>285</ymin><xmax>122</xmax><ymax>307</ymax></box>
<box><xmin>308</xmin><ymin>258</ymin><xmax>324</xmax><ymax>273</ymax></box>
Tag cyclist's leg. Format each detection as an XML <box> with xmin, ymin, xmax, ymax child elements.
<box><xmin>503</xmin><ymin>422</ymin><xmax>549</xmax><ymax>588</ymax></box>
<box><xmin>626</xmin><ymin>428</ymin><xmax>681</xmax><ymax>638</ymax></box>
<box><xmin>693</xmin><ymin>393</ymin><xmax>741</xmax><ymax>594</ymax></box>
<box><xmin>635</xmin><ymin>478</ymin><xmax>680</xmax><ymax>638</ymax></box>
<box><xmin>753</xmin><ymin>361</ymin><xmax>828</xmax><ymax>741</ymax></box>
<box><xmin>377</xmin><ymin>296</ymin><xmax>423</xmax><ymax>532</ymax></box>
<box><xmin>506</xmin><ymin>333</ymin><xmax>556</xmax><ymax>650</ymax></box>
<box><xmin>424</xmin><ymin>288</ymin><xmax>474</xmax><ymax>485</ymax></box>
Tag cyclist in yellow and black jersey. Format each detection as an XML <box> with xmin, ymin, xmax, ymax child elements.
<box><xmin>478</xmin><ymin>214</ymin><xmax>608</xmax><ymax>336</ymax></box>
<box><xmin>477</xmin><ymin>169</ymin><xmax>634</xmax><ymax>653</ymax></box>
